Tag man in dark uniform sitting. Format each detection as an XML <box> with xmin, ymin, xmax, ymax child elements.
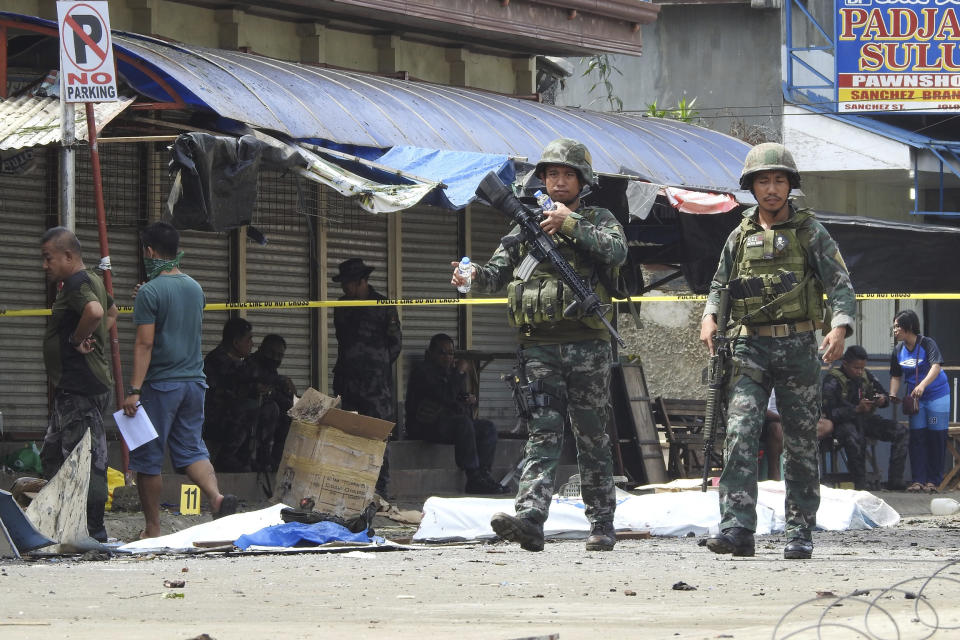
<box><xmin>405</xmin><ymin>333</ymin><xmax>504</xmax><ymax>494</ymax></box>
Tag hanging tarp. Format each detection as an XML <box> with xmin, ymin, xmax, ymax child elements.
<box><xmin>166</xmin><ymin>132</ymin><xmax>307</xmax><ymax>231</ymax></box>
<box><xmin>374</xmin><ymin>146</ymin><xmax>514</xmax><ymax>210</ymax></box>
<box><xmin>664</xmin><ymin>187</ymin><xmax>737</xmax><ymax>215</ymax></box>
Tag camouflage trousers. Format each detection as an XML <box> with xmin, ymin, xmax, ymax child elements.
<box><xmin>719</xmin><ymin>331</ymin><xmax>821</xmax><ymax>538</ymax></box>
<box><xmin>40</xmin><ymin>390</ymin><xmax>109</xmax><ymax>536</ymax></box>
<box><xmin>834</xmin><ymin>415</ymin><xmax>908</xmax><ymax>490</ymax></box>
<box><xmin>212</xmin><ymin>402</ymin><xmax>278</xmax><ymax>472</ymax></box>
<box><xmin>515</xmin><ymin>339</ymin><xmax>616</xmax><ymax>526</ymax></box>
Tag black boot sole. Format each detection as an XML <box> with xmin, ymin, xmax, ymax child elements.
<box><xmin>783</xmin><ymin>547</ymin><xmax>813</xmax><ymax>560</ymax></box>
<box><xmin>490</xmin><ymin>513</ymin><xmax>544</xmax><ymax>552</ymax></box>
<box><xmin>585</xmin><ymin>537</ymin><xmax>615</xmax><ymax>551</ymax></box>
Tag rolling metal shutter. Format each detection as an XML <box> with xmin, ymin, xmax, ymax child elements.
<box><xmin>246</xmin><ymin>224</ymin><xmax>312</xmax><ymax>396</ymax></box>
<box><xmin>0</xmin><ymin>150</ymin><xmax>50</xmax><ymax>435</ymax></box>
<box><xmin>469</xmin><ymin>205</ymin><xmax>519</xmax><ymax>433</ymax></box>
<box><xmin>324</xmin><ymin>188</ymin><xmax>390</xmax><ymax>396</ymax></box>
<box><xmin>178</xmin><ymin>229</ymin><xmax>231</xmax><ymax>365</ymax></box>
<box><xmin>75</xmin><ymin>142</ymin><xmax>142</xmax><ymax>400</ymax></box>
<box><xmin>399</xmin><ymin>205</ymin><xmax>460</xmax><ymax>429</ymax></box>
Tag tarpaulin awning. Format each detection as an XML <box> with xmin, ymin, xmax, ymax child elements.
<box><xmin>0</xmin><ymin>12</ymin><xmax>749</xmax><ymax>195</ymax></box>
<box><xmin>373</xmin><ymin>146</ymin><xmax>514</xmax><ymax>210</ymax></box>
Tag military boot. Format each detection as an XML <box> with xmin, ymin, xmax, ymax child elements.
<box><xmin>584</xmin><ymin>521</ymin><xmax>616</xmax><ymax>551</ymax></box>
<box><xmin>706</xmin><ymin>527</ymin><xmax>755</xmax><ymax>557</ymax></box>
<box><xmin>784</xmin><ymin>533</ymin><xmax>813</xmax><ymax>560</ymax></box>
<box><xmin>490</xmin><ymin>512</ymin><xmax>544</xmax><ymax>552</ymax></box>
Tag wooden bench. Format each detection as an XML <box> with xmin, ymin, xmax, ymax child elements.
<box><xmin>653</xmin><ymin>397</ymin><xmax>717</xmax><ymax>480</ymax></box>
<box><xmin>937</xmin><ymin>423</ymin><xmax>960</xmax><ymax>492</ymax></box>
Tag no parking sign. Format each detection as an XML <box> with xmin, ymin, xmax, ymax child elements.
<box><xmin>56</xmin><ymin>1</ymin><xmax>119</xmax><ymax>102</ymax></box>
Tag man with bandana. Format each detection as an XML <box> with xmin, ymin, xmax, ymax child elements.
<box><xmin>40</xmin><ymin>226</ymin><xmax>119</xmax><ymax>543</ymax></box>
<box><xmin>122</xmin><ymin>221</ymin><xmax>236</xmax><ymax>538</ymax></box>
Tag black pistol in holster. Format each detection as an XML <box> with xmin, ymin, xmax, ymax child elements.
<box><xmin>475</xmin><ymin>172</ymin><xmax>625</xmax><ymax>348</ymax></box>
<box><xmin>701</xmin><ymin>288</ymin><xmax>733</xmax><ymax>492</ymax></box>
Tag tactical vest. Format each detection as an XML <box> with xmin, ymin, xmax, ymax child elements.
<box><xmin>505</xmin><ymin>207</ymin><xmax>616</xmax><ymax>331</ymax></box>
<box><xmin>827</xmin><ymin>366</ymin><xmax>866</xmax><ymax>399</ymax></box>
<box><xmin>729</xmin><ymin>207</ymin><xmax>826</xmax><ymax>326</ymax></box>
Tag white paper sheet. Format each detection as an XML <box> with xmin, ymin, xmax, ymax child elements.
<box><xmin>112</xmin><ymin>406</ymin><xmax>158</xmax><ymax>450</ymax></box>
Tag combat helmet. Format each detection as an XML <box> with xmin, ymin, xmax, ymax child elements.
<box><xmin>739</xmin><ymin>142</ymin><xmax>801</xmax><ymax>191</ymax></box>
<box><xmin>535</xmin><ymin>138</ymin><xmax>595</xmax><ymax>187</ymax></box>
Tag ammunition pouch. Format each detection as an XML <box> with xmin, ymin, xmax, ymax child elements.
<box><xmin>507</xmin><ymin>275</ymin><xmax>610</xmax><ymax>330</ymax></box>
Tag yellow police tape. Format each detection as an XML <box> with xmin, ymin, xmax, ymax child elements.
<box><xmin>3</xmin><ymin>292</ymin><xmax>960</xmax><ymax>317</ymax></box>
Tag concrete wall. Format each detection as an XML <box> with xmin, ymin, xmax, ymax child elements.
<box><xmin>798</xmin><ymin>175</ymin><xmax>913</xmax><ymax>223</ymax></box>
<box><xmin>4</xmin><ymin>0</ymin><xmax>529</xmax><ymax>94</ymax></box>
<box><xmin>554</xmin><ymin>5</ymin><xmax>784</xmax><ymax>139</ymax></box>
<box><xmin>620</xmin><ymin>297</ymin><xmax>707</xmax><ymax>402</ymax></box>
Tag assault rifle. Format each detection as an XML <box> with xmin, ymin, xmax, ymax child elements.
<box><xmin>701</xmin><ymin>288</ymin><xmax>732</xmax><ymax>492</ymax></box>
<box><xmin>475</xmin><ymin>172</ymin><xmax>625</xmax><ymax>347</ymax></box>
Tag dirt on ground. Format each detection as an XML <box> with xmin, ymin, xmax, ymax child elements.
<box><xmin>2</xmin><ymin>502</ymin><xmax>960</xmax><ymax>640</ymax></box>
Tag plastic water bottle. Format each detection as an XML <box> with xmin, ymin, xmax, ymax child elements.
<box><xmin>457</xmin><ymin>257</ymin><xmax>472</xmax><ymax>294</ymax></box>
<box><xmin>930</xmin><ymin>497</ymin><xmax>960</xmax><ymax>516</ymax></box>
<box><xmin>534</xmin><ymin>189</ymin><xmax>556</xmax><ymax>211</ymax></box>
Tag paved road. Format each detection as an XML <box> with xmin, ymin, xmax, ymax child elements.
<box><xmin>2</xmin><ymin>513</ymin><xmax>959</xmax><ymax>640</ymax></box>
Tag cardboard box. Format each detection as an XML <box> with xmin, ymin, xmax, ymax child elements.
<box><xmin>273</xmin><ymin>393</ymin><xmax>394</xmax><ymax>517</ymax></box>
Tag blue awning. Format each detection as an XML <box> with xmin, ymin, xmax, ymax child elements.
<box><xmin>373</xmin><ymin>147</ymin><xmax>514</xmax><ymax>209</ymax></box>
<box><xmin>3</xmin><ymin>12</ymin><xmax>750</xmax><ymax>195</ymax></box>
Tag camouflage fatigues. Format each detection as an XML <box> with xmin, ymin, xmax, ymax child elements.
<box><xmin>42</xmin><ymin>267</ymin><xmax>114</xmax><ymax>540</ymax></box>
<box><xmin>703</xmin><ymin>205</ymin><xmax>856</xmax><ymax>538</ymax></box>
<box><xmin>334</xmin><ymin>285</ymin><xmax>401</xmax><ymax>493</ymax></box>
<box><xmin>41</xmin><ymin>390</ymin><xmax>109</xmax><ymax>537</ymax></box>
<box><xmin>203</xmin><ymin>344</ymin><xmax>262</xmax><ymax>471</ymax></box>
<box><xmin>474</xmin><ymin>202</ymin><xmax>626</xmax><ymax>526</ymax></box>
<box><xmin>822</xmin><ymin>366</ymin><xmax>907</xmax><ymax>490</ymax></box>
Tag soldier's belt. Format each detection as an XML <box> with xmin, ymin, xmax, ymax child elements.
<box><xmin>740</xmin><ymin>320</ymin><xmax>815</xmax><ymax>338</ymax></box>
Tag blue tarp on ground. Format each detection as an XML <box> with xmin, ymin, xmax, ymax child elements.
<box><xmin>235</xmin><ymin>521</ymin><xmax>383</xmax><ymax>550</ymax></box>
<box><xmin>374</xmin><ymin>146</ymin><xmax>515</xmax><ymax>210</ymax></box>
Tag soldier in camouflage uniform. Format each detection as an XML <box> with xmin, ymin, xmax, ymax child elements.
<box><xmin>40</xmin><ymin>227</ymin><xmax>119</xmax><ymax>543</ymax></box>
<box><xmin>451</xmin><ymin>138</ymin><xmax>626</xmax><ymax>552</ymax></box>
<box><xmin>333</xmin><ymin>258</ymin><xmax>401</xmax><ymax>496</ymax></box>
<box><xmin>822</xmin><ymin>344</ymin><xmax>907</xmax><ymax>491</ymax></box>
<box><xmin>700</xmin><ymin>142</ymin><xmax>856</xmax><ymax>560</ymax></box>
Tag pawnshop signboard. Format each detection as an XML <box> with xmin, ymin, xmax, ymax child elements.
<box><xmin>836</xmin><ymin>0</ymin><xmax>960</xmax><ymax>113</ymax></box>
<box><xmin>57</xmin><ymin>1</ymin><xmax>119</xmax><ymax>102</ymax></box>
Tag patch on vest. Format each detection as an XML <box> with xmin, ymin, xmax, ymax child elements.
<box><xmin>745</xmin><ymin>233</ymin><xmax>764</xmax><ymax>248</ymax></box>
<box><xmin>774</xmin><ymin>234</ymin><xmax>788</xmax><ymax>252</ymax></box>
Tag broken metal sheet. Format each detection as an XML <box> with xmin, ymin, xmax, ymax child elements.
<box><xmin>0</xmin><ymin>93</ymin><xmax>135</xmax><ymax>150</ymax></box>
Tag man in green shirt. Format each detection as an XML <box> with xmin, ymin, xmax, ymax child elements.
<box><xmin>40</xmin><ymin>227</ymin><xmax>118</xmax><ymax>543</ymax></box>
<box><xmin>121</xmin><ymin>222</ymin><xmax>236</xmax><ymax>538</ymax></box>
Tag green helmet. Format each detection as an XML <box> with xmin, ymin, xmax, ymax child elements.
<box><xmin>739</xmin><ymin>142</ymin><xmax>801</xmax><ymax>191</ymax></box>
<box><xmin>535</xmin><ymin>138</ymin><xmax>595</xmax><ymax>187</ymax></box>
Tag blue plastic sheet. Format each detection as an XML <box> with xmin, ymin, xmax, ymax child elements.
<box><xmin>375</xmin><ymin>146</ymin><xmax>514</xmax><ymax>210</ymax></box>
<box><xmin>234</xmin><ymin>521</ymin><xmax>383</xmax><ymax>550</ymax></box>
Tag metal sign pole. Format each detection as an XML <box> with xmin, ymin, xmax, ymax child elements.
<box><xmin>83</xmin><ymin>102</ymin><xmax>129</xmax><ymax>473</ymax></box>
<box><xmin>59</xmin><ymin>85</ymin><xmax>75</xmax><ymax>231</ymax></box>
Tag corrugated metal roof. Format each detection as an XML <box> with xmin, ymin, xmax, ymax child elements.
<box><xmin>1</xmin><ymin>12</ymin><xmax>749</xmax><ymax>191</ymax></box>
<box><xmin>0</xmin><ymin>94</ymin><xmax>134</xmax><ymax>150</ymax></box>
<box><xmin>109</xmin><ymin>32</ymin><xmax>748</xmax><ymax>191</ymax></box>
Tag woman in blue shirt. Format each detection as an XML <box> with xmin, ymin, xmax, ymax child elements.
<box><xmin>889</xmin><ymin>309</ymin><xmax>951</xmax><ymax>492</ymax></box>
